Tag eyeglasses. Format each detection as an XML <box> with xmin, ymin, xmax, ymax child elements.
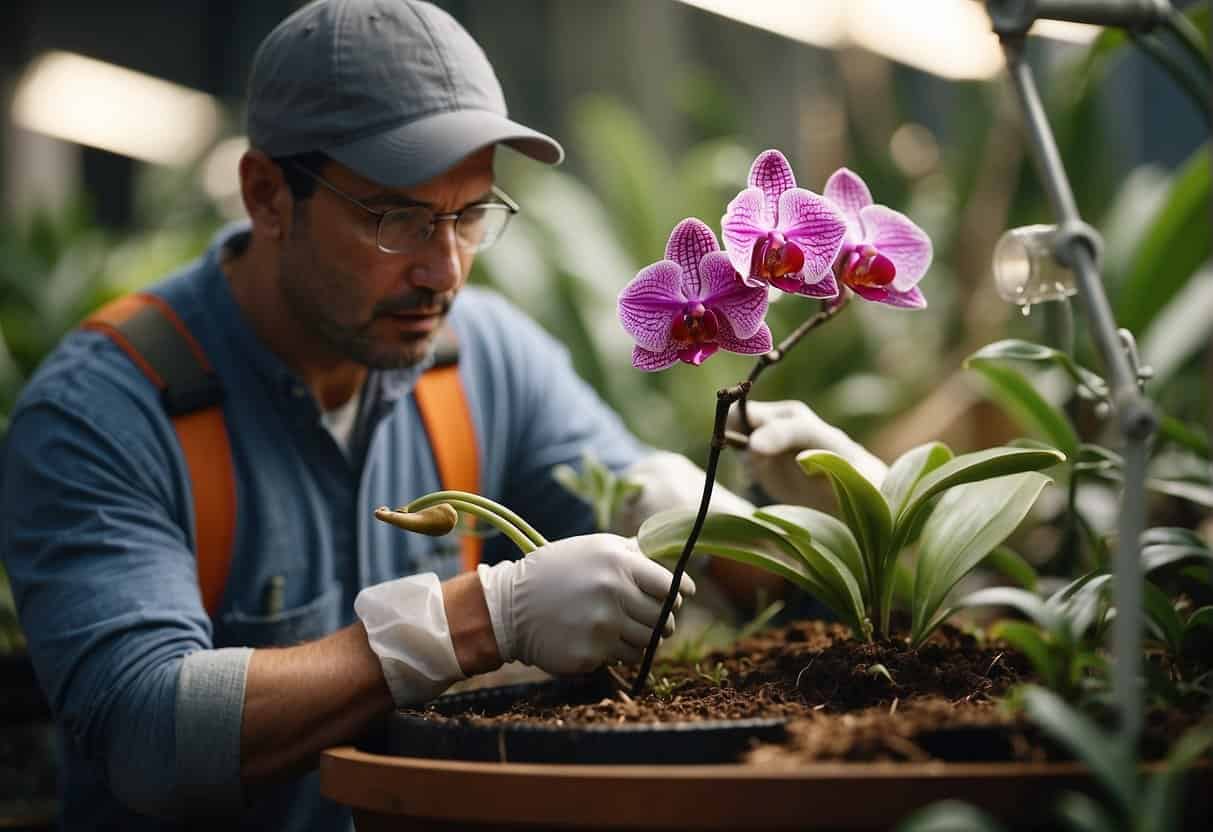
<box><xmin>285</xmin><ymin>161</ymin><xmax>519</xmax><ymax>255</ymax></box>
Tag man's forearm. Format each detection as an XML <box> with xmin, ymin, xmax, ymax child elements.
<box><xmin>240</xmin><ymin>622</ymin><xmax>392</xmax><ymax>787</ymax></box>
<box><xmin>239</xmin><ymin>572</ymin><xmax>501</xmax><ymax>789</ymax></box>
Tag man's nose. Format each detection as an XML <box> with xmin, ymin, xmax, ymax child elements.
<box><xmin>407</xmin><ymin>221</ymin><xmax>462</xmax><ymax>292</ymax></box>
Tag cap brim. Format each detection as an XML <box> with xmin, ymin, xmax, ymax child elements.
<box><xmin>325</xmin><ymin>109</ymin><xmax>564</xmax><ymax>188</ymax></box>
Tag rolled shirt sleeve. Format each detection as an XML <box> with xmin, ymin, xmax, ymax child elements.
<box><xmin>1</xmin><ymin>354</ymin><xmax>249</xmax><ymax>819</ymax></box>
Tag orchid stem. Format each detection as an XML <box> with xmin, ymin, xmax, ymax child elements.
<box><xmin>736</xmin><ymin>290</ymin><xmax>852</xmax><ymax>433</ymax></box>
<box><xmin>407</xmin><ymin>490</ymin><xmax>550</xmax><ymax>548</ymax></box>
<box><xmin>631</xmin><ymin>381</ymin><xmax>751</xmax><ymax>697</ymax></box>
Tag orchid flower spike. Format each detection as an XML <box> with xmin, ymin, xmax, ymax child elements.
<box><xmin>823</xmin><ymin>167</ymin><xmax>933</xmax><ymax>308</ymax></box>
<box><xmin>618</xmin><ymin>218</ymin><xmax>772</xmax><ymax>371</ymax></box>
<box><xmin>721</xmin><ymin>149</ymin><xmax>848</xmax><ymax>298</ymax></box>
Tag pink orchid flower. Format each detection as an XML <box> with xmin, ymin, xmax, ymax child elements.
<box><xmin>618</xmin><ymin>218</ymin><xmax>773</xmax><ymax>371</ymax></box>
<box><xmin>720</xmin><ymin>149</ymin><xmax>848</xmax><ymax>298</ymax></box>
<box><xmin>823</xmin><ymin>167</ymin><xmax>933</xmax><ymax>308</ymax></box>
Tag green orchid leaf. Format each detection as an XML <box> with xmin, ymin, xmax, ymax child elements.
<box><xmin>636</xmin><ymin>509</ymin><xmax>824</xmax><ymax>599</ymax></box>
<box><xmin>1139</xmin><ymin>722</ymin><xmax>1213</xmax><ymax>832</ymax></box>
<box><xmin>954</xmin><ymin>586</ymin><xmax>1062</xmax><ymax>632</ymax></box>
<box><xmin>963</xmin><ymin>360</ymin><xmax>1080</xmax><ymax>458</ymax></box>
<box><xmin>796</xmin><ymin>450</ymin><xmax>893</xmax><ymax>584</ymax></box>
<box><xmin>989</xmin><ymin>619</ymin><xmax>1058</xmax><ymax>689</ymax></box>
<box><xmin>1142</xmin><ymin>580</ymin><xmax>1185</xmax><ymax>655</ymax></box>
<box><xmin>1116</xmin><ymin>144</ymin><xmax>1211</xmax><ymax>335</ymax></box>
<box><xmin>896</xmin><ymin>447</ymin><xmax>1065</xmax><ymax>536</ymax></box>
<box><xmin>910</xmin><ymin>473</ymin><xmax>1053</xmax><ymax>646</ymax></box>
<box><xmin>756</xmin><ymin>504</ymin><xmax>867</xmax><ymax>598</ymax></box>
<box><xmin>1157</xmin><ymin>415</ymin><xmax>1210</xmax><ymax>458</ymax></box>
<box><xmin>1142</xmin><ymin>526</ymin><xmax>1209</xmax><ymax>548</ymax></box>
<box><xmin>752</xmin><ymin>507</ymin><xmax>869</xmax><ymax>636</ymax></box>
<box><xmin>1144</xmin><ymin>478</ymin><xmax>1213</xmax><ymax>509</ymax></box>
<box><xmin>984</xmin><ymin>545</ymin><xmax>1038</xmax><ymax>591</ymax></box>
<box><xmin>895</xmin><ymin>800</ymin><xmax>1008</xmax><ymax>832</ymax></box>
<box><xmin>966</xmin><ymin>339</ymin><xmax>1109</xmax><ymax>401</ymax></box>
<box><xmin>1182</xmin><ymin>606</ymin><xmax>1213</xmax><ymax>640</ymax></box>
<box><xmin>1053</xmin><ymin>791</ymin><xmax>1122</xmax><ymax>832</ymax></box>
<box><xmin>1048</xmin><ymin>572</ymin><xmax>1114</xmax><ymax>641</ymax></box>
<box><xmin>881</xmin><ymin>441</ymin><xmax>954</xmax><ymax>519</ymax></box>
<box><xmin>1021</xmin><ymin>686</ymin><xmax>1137</xmax><ymax>815</ymax></box>
<box><xmin>1142</xmin><ymin>542</ymin><xmax>1213</xmax><ymax>574</ymax></box>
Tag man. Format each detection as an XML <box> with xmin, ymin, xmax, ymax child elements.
<box><xmin>0</xmin><ymin>1</ymin><xmax>879</xmax><ymax>828</ymax></box>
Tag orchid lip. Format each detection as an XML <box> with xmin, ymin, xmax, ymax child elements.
<box><xmin>838</xmin><ymin>245</ymin><xmax>896</xmax><ymax>289</ymax></box>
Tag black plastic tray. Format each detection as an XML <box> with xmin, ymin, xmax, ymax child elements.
<box><xmin>371</xmin><ymin>675</ymin><xmax>787</xmax><ymax>765</ymax></box>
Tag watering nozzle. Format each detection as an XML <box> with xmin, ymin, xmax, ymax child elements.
<box><xmin>992</xmin><ymin>224</ymin><xmax>1079</xmax><ymax>311</ymax></box>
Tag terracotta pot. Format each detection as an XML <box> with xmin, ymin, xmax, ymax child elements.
<box><xmin>321</xmin><ymin>746</ymin><xmax>1212</xmax><ymax>831</ymax></box>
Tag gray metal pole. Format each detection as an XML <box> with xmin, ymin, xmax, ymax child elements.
<box><xmin>1000</xmin><ymin>38</ymin><xmax>1156</xmax><ymax>748</ymax></box>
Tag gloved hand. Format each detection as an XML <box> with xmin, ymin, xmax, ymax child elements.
<box><xmin>611</xmin><ymin>451</ymin><xmax>755</xmax><ymax>536</ymax></box>
<box><xmin>726</xmin><ymin>400</ymin><xmax>888</xmax><ymax>504</ymax></box>
<box><xmin>477</xmin><ymin>534</ymin><xmax>695</xmax><ymax>674</ymax></box>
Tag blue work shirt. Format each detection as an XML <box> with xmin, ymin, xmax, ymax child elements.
<box><xmin>0</xmin><ymin>223</ymin><xmax>646</xmax><ymax>830</ymax></box>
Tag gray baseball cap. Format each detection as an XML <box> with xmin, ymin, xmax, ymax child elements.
<box><xmin>246</xmin><ymin>0</ymin><xmax>563</xmax><ymax>187</ymax></box>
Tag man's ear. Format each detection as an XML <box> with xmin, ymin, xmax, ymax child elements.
<box><xmin>238</xmin><ymin>150</ymin><xmax>295</xmax><ymax>242</ymax></box>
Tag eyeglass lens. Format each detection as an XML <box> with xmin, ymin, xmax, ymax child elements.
<box><xmin>378</xmin><ymin>203</ymin><xmax>511</xmax><ymax>254</ymax></box>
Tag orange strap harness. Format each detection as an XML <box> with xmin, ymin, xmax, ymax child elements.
<box><xmin>83</xmin><ymin>292</ymin><xmax>482</xmax><ymax>617</ymax></box>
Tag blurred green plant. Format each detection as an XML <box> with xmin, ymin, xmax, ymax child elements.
<box><xmin>896</xmin><ymin>686</ymin><xmax>1213</xmax><ymax>832</ymax></box>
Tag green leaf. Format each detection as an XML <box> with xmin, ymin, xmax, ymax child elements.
<box><xmin>1182</xmin><ymin>606</ymin><xmax>1213</xmax><ymax>640</ymax></box>
<box><xmin>881</xmin><ymin>441</ymin><xmax>954</xmax><ymax>519</ymax></box>
<box><xmin>751</xmin><ymin>508</ymin><xmax>868</xmax><ymax>635</ymax></box>
<box><xmin>756</xmin><ymin>505</ymin><xmax>868</xmax><ymax>598</ymax></box>
<box><xmin>1051</xmin><ymin>572</ymin><xmax>1114</xmax><ymax>641</ymax></box>
<box><xmin>1142</xmin><ymin>543</ymin><xmax>1213</xmax><ymax>575</ymax></box>
<box><xmin>1156</xmin><ymin>415</ymin><xmax>1210</xmax><ymax>459</ymax></box>
<box><xmin>1142</xmin><ymin>527</ymin><xmax>1209</xmax><ymax>548</ymax></box>
<box><xmin>984</xmin><ymin>545</ymin><xmax>1038</xmax><ymax>591</ymax></box>
<box><xmin>1139</xmin><ymin>722</ymin><xmax>1213</xmax><ymax>832</ymax></box>
<box><xmin>1141</xmin><ymin>580</ymin><xmax>1185</xmax><ymax>656</ymax></box>
<box><xmin>1021</xmin><ymin>686</ymin><xmax>1137</xmax><ymax>815</ymax></box>
<box><xmin>1053</xmin><ymin>791</ymin><xmax>1122</xmax><ymax>832</ymax></box>
<box><xmin>966</xmin><ymin>339</ymin><xmax>1109</xmax><ymax>400</ymax></box>
<box><xmin>911</xmin><ymin>473</ymin><xmax>1052</xmax><ymax>646</ymax></box>
<box><xmin>636</xmin><ymin>509</ymin><xmax>824</xmax><ymax>599</ymax></box>
<box><xmin>896</xmin><ymin>447</ymin><xmax>1066</xmax><ymax>533</ymax></box>
<box><xmin>1116</xmin><ymin>144</ymin><xmax>1211</xmax><ymax>334</ymax></box>
<box><xmin>954</xmin><ymin>586</ymin><xmax>1062</xmax><ymax>631</ymax></box>
<box><xmin>989</xmin><ymin>619</ymin><xmax>1059</xmax><ymax>690</ymax></box>
<box><xmin>796</xmin><ymin>450</ymin><xmax>893</xmax><ymax>584</ymax></box>
<box><xmin>963</xmin><ymin>361</ymin><xmax>1080</xmax><ymax>457</ymax></box>
<box><xmin>895</xmin><ymin>800</ymin><xmax>1008</xmax><ymax>832</ymax></box>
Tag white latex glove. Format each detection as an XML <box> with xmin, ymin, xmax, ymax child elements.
<box><xmin>611</xmin><ymin>451</ymin><xmax>755</xmax><ymax>537</ymax></box>
<box><xmin>477</xmin><ymin>533</ymin><xmax>695</xmax><ymax>674</ymax></box>
<box><xmin>355</xmin><ymin>573</ymin><xmax>468</xmax><ymax>706</ymax></box>
<box><xmin>726</xmin><ymin>400</ymin><xmax>888</xmax><ymax>504</ymax></box>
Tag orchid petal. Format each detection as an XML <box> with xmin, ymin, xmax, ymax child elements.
<box><xmin>677</xmin><ymin>342</ymin><xmax>720</xmax><ymax>366</ymax></box>
<box><xmin>860</xmin><ymin>205</ymin><xmax>933</xmax><ymax>290</ymax></box>
<box><xmin>824</xmin><ymin>167</ymin><xmax>873</xmax><ymax>232</ymax></box>
<box><xmin>770</xmin><ymin>271</ymin><xmax>839</xmax><ymax>299</ymax></box>
<box><xmin>632</xmin><ymin>342</ymin><xmax>681</xmax><ymax>372</ymax></box>
<box><xmin>617</xmin><ymin>260</ymin><xmax>686</xmax><ymax>351</ymax></box>
<box><xmin>851</xmin><ymin>283</ymin><xmax>928</xmax><ymax>309</ymax></box>
<box><xmin>718</xmin><ymin>320</ymin><xmax>773</xmax><ymax>355</ymax></box>
<box><xmin>664</xmin><ymin>218</ymin><xmax>720</xmax><ymax>278</ymax></box>
<box><xmin>747</xmin><ymin>150</ymin><xmax>796</xmax><ymax>226</ymax></box>
<box><xmin>721</xmin><ymin>188</ymin><xmax>768</xmax><ymax>279</ymax></box>
<box><xmin>776</xmin><ymin>188</ymin><xmax>847</xmax><ymax>281</ymax></box>
<box><xmin>697</xmin><ymin>251</ymin><xmax>768</xmax><ymax>339</ymax></box>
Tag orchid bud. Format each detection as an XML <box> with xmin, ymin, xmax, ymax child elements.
<box><xmin>374</xmin><ymin>503</ymin><xmax>460</xmax><ymax>536</ymax></box>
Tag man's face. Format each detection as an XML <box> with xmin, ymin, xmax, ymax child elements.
<box><xmin>277</xmin><ymin>147</ymin><xmax>495</xmax><ymax>369</ymax></box>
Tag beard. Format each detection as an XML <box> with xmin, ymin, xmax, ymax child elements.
<box><xmin>278</xmin><ymin>214</ymin><xmax>453</xmax><ymax>369</ymax></box>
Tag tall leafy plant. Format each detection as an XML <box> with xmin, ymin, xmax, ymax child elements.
<box><xmin>638</xmin><ymin>442</ymin><xmax>1061</xmax><ymax>646</ymax></box>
